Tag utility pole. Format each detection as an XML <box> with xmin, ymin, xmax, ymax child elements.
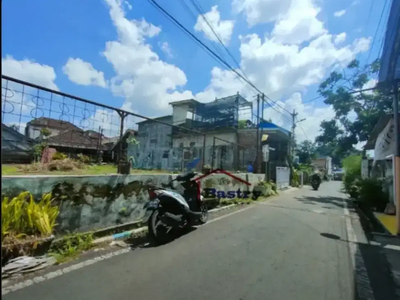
<box><xmin>393</xmin><ymin>85</ymin><xmax>400</xmax><ymax>235</ymax></box>
<box><xmin>291</xmin><ymin>110</ymin><xmax>306</xmax><ymax>161</ymax></box>
<box><xmin>291</xmin><ymin>109</ymin><xmax>298</xmax><ymax>159</ymax></box>
<box><xmin>261</xmin><ymin>93</ymin><xmax>265</xmax><ymax>164</ymax></box>
<box><xmin>256</xmin><ymin>94</ymin><xmax>260</xmax><ymax>173</ymax></box>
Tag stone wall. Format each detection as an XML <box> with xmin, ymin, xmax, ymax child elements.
<box><xmin>1</xmin><ymin>173</ymin><xmax>267</xmax><ymax>234</ymax></box>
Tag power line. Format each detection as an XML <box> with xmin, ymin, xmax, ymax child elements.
<box><xmin>299</xmin><ymin>124</ymin><xmax>309</xmax><ymax>141</ymax></box>
<box><xmin>302</xmin><ymin>86</ymin><xmax>380</xmax><ymax>105</ymax></box>
<box><xmin>365</xmin><ymin>0</ymin><xmax>390</xmax><ymax>65</ymax></box>
<box><xmin>188</xmin><ymin>0</ymin><xmax>250</xmax><ymax>82</ymax></box>
<box><xmin>177</xmin><ymin>0</ymin><xmax>229</xmax><ymax>68</ymax></box>
<box><xmin>177</xmin><ymin>0</ymin><xmax>258</xmax><ymax>99</ymax></box>
<box><xmin>147</xmin><ymin>0</ymin><xmax>293</xmax><ymax>117</ymax></box>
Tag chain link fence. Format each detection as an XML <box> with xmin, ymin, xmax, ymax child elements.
<box><xmin>2</xmin><ymin>75</ymin><xmax>275</xmax><ymax>175</ymax></box>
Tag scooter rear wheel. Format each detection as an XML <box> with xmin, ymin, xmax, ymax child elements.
<box><xmin>197</xmin><ymin>203</ymin><xmax>209</xmax><ymax>225</ymax></box>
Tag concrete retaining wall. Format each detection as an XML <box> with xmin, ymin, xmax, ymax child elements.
<box><xmin>1</xmin><ymin>173</ymin><xmax>267</xmax><ymax>234</ymax></box>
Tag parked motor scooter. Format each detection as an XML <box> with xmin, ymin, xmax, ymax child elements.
<box><xmin>143</xmin><ymin>171</ymin><xmax>208</xmax><ymax>245</ymax></box>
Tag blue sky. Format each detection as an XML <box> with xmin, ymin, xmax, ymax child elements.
<box><xmin>1</xmin><ymin>0</ymin><xmax>392</xmax><ymax>141</ymax></box>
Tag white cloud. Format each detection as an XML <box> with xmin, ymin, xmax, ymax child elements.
<box><xmin>1</xmin><ymin>55</ymin><xmax>58</xmax><ymax>90</ymax></box>
<box><xmin>194</xmin><ymin>5</ymin><xmax>235</xmax><ymax>45</ymax></box>
<box><xmin>200</xmin><ymin>34</ymin><xmax>371</xmax><ymax>104</ymax></box>
<box><xmin>233</xmin><ymin>0</ymin><xmax>292</xmax><ymax>27</ymax></box>
<box><xmin>124</xmin><ymin>0</ymin><xmax>132</xmax><ymax>10</ymax></box>
<box><xmin>271</xmin><ymin>0</ymin><xmax>326</xmax><ymax>44</ymax></box>
<box><xmin>263</xmin><ymin>93</ymin><xmax>336</xmax><ymax>142</ymax></box>
<box><xmin>200</xmin><ymin>0</ymin><xmax>371</xmax><ymax>105</ymax></box>
<box><xmin>362</xmin><ymin>78</ymin><xmax>378</xmax><ymax>95</ymax></box>
<box><xmin>102</xmin><ymin>0</ymin><xmax>193</xmax><ymax>114</ymax></box>
<box><xmin>334</xmin><ymin>10</ymin><xmax>346</xmax><ymax>17</ymax></box>
<box><xmin>160</xmin><ymin>41</ymin><xmax>174</xmax><ymax>58</ymax></box>
<box><xmin>334</xmin><ymin>32</ymin><xmax>346</xmax><ymax>45</ymax></box>
<box><xmin>62</xmin><ymin>58</ymin><xmax>107</xmax><ymax>88</ymax></box>
<box><xmin>1</xmin><ymin>56</ymin><xmax>59</xmax><ymax>126</ymax></box>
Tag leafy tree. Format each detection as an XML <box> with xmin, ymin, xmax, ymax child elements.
<box><xmin>316</xmin><ymin>59</ymin><xmax>393</xmax><ymax>161</ymax></box>
<box><xmin>296</xmin><ymin>140</ymin><xmax>317</xmax><ymax>164</ymax></box>
<box><xmin>238</xmin><ymin>120</ymin><xmax>246</xmax><ymax>129</ymax></box>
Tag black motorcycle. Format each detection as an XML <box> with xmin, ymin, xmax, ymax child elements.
<box><xmin>311</xmin><ymin>173</ymin><xmax>321</xmax><ymax>191</ymax></box>
<box><xmin>143</xmin><ymin>171</ymin><xmax>209</xmax><ymax>244</ymax></box>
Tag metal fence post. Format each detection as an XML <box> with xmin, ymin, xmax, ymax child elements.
<box><xmin>117</xmin><ymin>111</ymin><xmax>128</xmax><ymax>174</ymax></box>
<box><xmin>211</xmin><ymin>136</ymin><xmax>216</xmax><ymax>169</ymax></box>
<box><xmin>202</xmin><ymin>134</ymin><xmax>206</xmax><ymax>169</ymax></box>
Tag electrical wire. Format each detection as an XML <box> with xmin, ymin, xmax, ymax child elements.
<box><xmin>188</xmin><ymin>0</ymin><xmax>250</xmax><ymax>82</ymax></box>
<box><xmin>178</xmin><ymin>0</ymin><xmax>258</xmax><ymax>99</ymax></box>
<box><xmin>298</xmin><ymin>124</ymin><xmax>309</xmax><ymax>141</ymax></box>
<box><xmin>177</xmin><ymin>0</ymin><xmax>229</xmax><ymax>68</ymax></box>
<box><xmin>365</xmin><ymin>0</ymin><xmax>390</xmax><ymax>65</ymax></box>
<box><xmin>147</xmin><ymin>0</ymin><xmax>293</xmax><ymax>117</ymax></box>
<box><xmin>302</xmin><ymin>86</ymin><xmax>380</xmax><ymax>105</ymax></box>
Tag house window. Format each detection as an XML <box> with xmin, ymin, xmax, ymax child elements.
<box><xmin>183</xmin><ymin>151</ymin><xmax>191</xmax><ymax>159</ymax></box>
<box><xmin>190</xmin><ymin>142</ymin><xmax>195</xmax><ymax>147</ymax></box>
<box><xmin>162</xmin><ymin>151</ymin><xmax>169</xmax><ymax>158</ymax></box>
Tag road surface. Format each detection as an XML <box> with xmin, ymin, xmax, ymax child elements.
<box><xmin>4</xmin><ymin>182</ymin><xmax>399</xmax><ymax>300</ymax></box>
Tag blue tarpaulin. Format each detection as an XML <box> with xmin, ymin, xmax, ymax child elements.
<box><xmin>258</xmin><ymin>121</ymin><xmax>291</xmax><ymax>136</ymax></box>
<box><xmin>379</xmin><ymin>0</ymin><xmax>400</xmax><ymax>83</ymax></box>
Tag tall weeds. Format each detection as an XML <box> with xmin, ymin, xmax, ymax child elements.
<box><xmin>1</xmin><ymin>192</ymin><xmax>60</xmax><ymax>240</ymax></box>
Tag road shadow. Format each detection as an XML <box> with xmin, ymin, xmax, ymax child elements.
<box><xmin>320</xmin><ymin>201</ymin><xmax>400</xmax><ymax>300</ymax></box>
<box><xmin>128</xmin><ymin>226</ymin><xmax>198</xmax><ymax>249</ymax></box>
<box><xmin>294</xmin><ymin>195</ymin><xmax>345</xmax><ymax>209</ymax></box>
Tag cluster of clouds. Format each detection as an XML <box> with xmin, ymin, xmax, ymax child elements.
<box><xmin>2</xmin><ymin>0</ymin><xmax>372</xmax><ymax>142</ymax></box>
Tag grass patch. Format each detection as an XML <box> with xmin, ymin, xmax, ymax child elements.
<box><xmin>2</xmin><ymin>164</ymin><xmax>174</xmax><ymax>176</ymax></box>
<box><xmin>49</xmin><ymin>233</ymin><xmax>94</xmax><ymax>264</ymax></box>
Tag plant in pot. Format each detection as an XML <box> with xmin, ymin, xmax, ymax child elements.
<box><xmin>202</xmin><ymin>164</ymin><xmax>212</xmax><ymax>175</ymax></box>
<box><xmin>117</xmin><ymin>148</ymin><xmax>130</xmax><ymax>175</ymax></box>
<box><xmin>254</xmin><ymin>181</ymin><xmax>267</xmax><ymax>196</ymax></box>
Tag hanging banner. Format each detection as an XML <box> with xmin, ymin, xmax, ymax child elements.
<box><xmin>374</xmin><ymin>118</ymin><xmax>395</xmax><ymax>163</ymax></box>
<box><xmin>262</xmin><ymin>145</ymin><xmax>269</xmax><ymax>162</ymax></box>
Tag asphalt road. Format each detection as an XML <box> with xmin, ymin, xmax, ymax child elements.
<box><xmin>4</xmin><ymin>182</ymin><xmax>397</xmax><ymax>300</ymax></box>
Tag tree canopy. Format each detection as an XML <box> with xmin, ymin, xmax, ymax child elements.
<box><xmin>315</xmin><ymin>59</ymin><xmax>392</xmax><ymax>165</ymax></box>
<box><xmin>296</xmin><ymin>140</ymin><xmax>317</xmax><ymax>164</ymax></box>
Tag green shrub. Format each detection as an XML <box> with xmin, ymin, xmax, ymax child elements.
<box><xmin>257</xmin><ymin>180</ymin><xmax>275</xmax><ymax>196</ymax></box>
<box><xmin>357</xmin><ymin>178</ymin><xmax>389</xmax><ymax>211</ymax></box>
<box><xmin>77</xmin><ymin>153</ymin><xmax>91</xmax><ymax>164</ymax></box>
<box><xmin>52</xmin><ymin>152</ymin><xmax>68</xmax><ymax>161</ymax></box>
<box><xmin>2</xmin><ymin>192</ymin><xmax>60</xmax><ymax>239</ymax></box>
<box><xmin>270</xmin><ymin>181</ymin><xmax>277</xmax><ymax>192</ymax></box>
<box><xmin>342</xmin><ymin>155</ymin><xmax>362</xmax><ymax>196</ymax></box>
<box><xmin>291</xmin><ymin>169</ymin><xmax>300</xmax><ymax>187</ymax></box>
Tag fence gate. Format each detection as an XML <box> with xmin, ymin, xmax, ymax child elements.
<box><xmin>276</xmin><ymin>167</ymin><xmax>290</xmax><ymax>189</ymax></box>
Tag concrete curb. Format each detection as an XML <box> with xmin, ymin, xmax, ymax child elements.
<box><xmin>92</xmin><ymin>204</ymin><xmax>238</xmax><ymax>245</ymax></box>
<box><xmin>354</xmin><ymin>202</ymin><xmax>395</xmax><ymax>237</ymax></box>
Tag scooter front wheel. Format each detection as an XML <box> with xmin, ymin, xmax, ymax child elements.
<box><xmin>148</xmin><ymin>210</ymin><xmax>172</xmax><ymax>245</ymax></box>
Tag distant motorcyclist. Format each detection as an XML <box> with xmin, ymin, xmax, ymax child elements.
<box><xmin>310</xmin><ymin>171</ymin><xmax>321</xmax><ymax>190</ymax></box>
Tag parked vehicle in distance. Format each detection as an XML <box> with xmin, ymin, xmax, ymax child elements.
<box><xmin>143</xmin><ymin>171</ymin><xmax>208</xmax><ymax>245</ymax></box>
<box><xmin>333</xmin><ymin>169</ymin><xmax>344</xmax><ymax>181</ymax></box>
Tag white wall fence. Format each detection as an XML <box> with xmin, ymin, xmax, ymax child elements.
<box><xmin>276</xmin><ymin>166</ymin><xmax>290</xmax><ymax>190</ymax></box>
